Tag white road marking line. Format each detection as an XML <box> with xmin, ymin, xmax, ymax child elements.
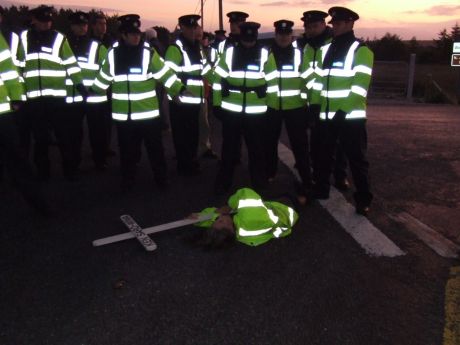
<box><xmin>390</xmin><ymin>212</ymin><xmax>459</xmax><ymax>259</ymax></box>
<box><xmin>278</xmin><ymin>142</ymin><xmax>405</xmax><ymax>257</ymax></box>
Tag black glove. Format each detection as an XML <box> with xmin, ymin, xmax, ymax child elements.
<box><xmin>11</xmin><ymin>100</ymin><xmax>24</xmax><ymax>111</ymax></box>
<box><xmin>76</xmin><ymin>83</ymin><xmax>89</xmax><ymax>100</ymax></box>
<box><xmin>213</xmin><ymin>106</ymin><xmax>223</xmax><ymax>121</ymax></box>
<box><xmin>333</xmin><ymin>109</ymin><xmax>347</xmax><ymax>122</ymax></box>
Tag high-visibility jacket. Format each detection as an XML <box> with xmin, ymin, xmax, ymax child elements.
<box><xmin>0</xmin><ymin>32</ymin><xmax>24</xmax><ymax>114</ymax></box>
<box><xmin>1</xmin><ymin>29</ymin><xmax>22</xmax><ymax>69</ymax></box>
<box><xmin>312</xmin><ymin>31</ymin><xmax>373</xmax><ymax>120</ymax></box>
<box><xmin>213</xmin><ymin>44</ymin><xmax>269</xmax><ymax>114</ymax></box>
<box><xmin>196</xmin><ymin>187</ymin><xmax>298</xmax><ymax>246</ymax></box>
<box><xmin>66</xmin><ymin>35</ymin><xmax>108</xmax><ymax>104</ymax></box>
<box><xmin>264</xmin><ymin>43</ymin><xmax>306</xmax><ymax>110</ymax></box>
<box><xmin>299</xmin><ymin>27</ymin><xmax>333</xmax><ymax>105</ymax></box>
<box><xmin>164</xmin><ymin>35</ymin><xmax>211</xmax><ymax>105</ymax></box>
<box><xmin>92</xmin><ymin>41</ymin><xmax>184</xmax><ymax>121</ymax></box>
<box><xmin>17</xmin><ymin>29</ymin><xmax>83</xmax><ymax>99</ymax></box>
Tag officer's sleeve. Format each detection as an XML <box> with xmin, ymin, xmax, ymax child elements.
<box><xmin>211</xmin><ymin>49</ymin><xmax>230</xmax><ymax>107</ymax></box>
<box><xmin>308</xmin><ymin>49</ymin><xmax>324</xmax><ymax>106</ymax></box>
<box><xmin>0</xmin><ymin>33</ymin><xmax>24</xmax><ymax>102</ymax></box>
<box><xmin>300</xmin><ymin>45</ymin><xmax>316</xmax><ymax>103</ymax></box>
<box><xmin>97</xmin><ymin>44</ymin><xmax>108</xmax><ymax>65</ymax></box>
<box><xmin>60</xmin><ymin>38</ymin><xmax>83</xmax><ymax>86</ymax></box>
<box><xmin>150</xmin><ymin>48</ymin><xmax>184</xmax><ymax>97</ymax></box>
<box><xmin>227</xmin><ymin>188</ymin><xmax>261</xmax><ymax>210</ymax></box>
<box><xmin>264</xmin><ymin>201</ymin><xmax>298</xmax><ymax>238</ymax></box>
<box><xmin>164</xmin><ymin>45</ymin><xmax>183</xmax><ymax>74</ymax></box>
<box><xmin>264</xmin><ymin>52</ymin><xmax>278</xmax><ymax>100</ymax></box>
<box><xmin>194</xmin><ymin>207</ymin><xmax>219</xmax><ymax>228</ymax></box>
<box><xmin>342</xmin><ymin>45</ymin><xmax>374</xmax><ymax>114</ymax></box>
<box><xmin>91</xmin><ymin>50</ymin><xmax>113</xmax><ymax>94</ymax></box>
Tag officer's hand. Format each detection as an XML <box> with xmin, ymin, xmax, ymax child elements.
<box><xmin>11</xmin><ymin>101</ymin><xmax>24</xmax><ymax>112</ymax></box>
<box><xmin>76</xmin><ymin>83</ymin><xmax>89</xmax><ymax>101</ymax></box>
<box><xmin>213</xmin><ymin>106</ymin><xmax>223</xmax><ymax>120</ymax></box>
<box><xmin>334</xmin><ymin>109</ymin><xmax>347</xmax><ymax>122</ymax></box>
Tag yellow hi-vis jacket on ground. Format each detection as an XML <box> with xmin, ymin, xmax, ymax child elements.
<box><xmin>196</xmin><ymin>188</ymin><xmax>298</xmax><ymax>246</ymax></box>
<box><xmin>0</xmin><ymin>32</ymin><xmax>24</xmax><ymax>115</ymax></box>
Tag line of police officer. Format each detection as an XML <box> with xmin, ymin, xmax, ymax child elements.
<box><xmin>0</xmin><ymin>5</ymin><xmax>373</xmax><ymax>216</ymax></box>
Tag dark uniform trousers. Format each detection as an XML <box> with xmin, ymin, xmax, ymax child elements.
<box><xmin>309</xmin><ymin>110</ymin><xmax>348</xmax><ymax>184</ymax></box>
<box><xmin>86</xmin><ymin>102</ymin><xmax>111</xmax><ymax>165</ymax></box>
<box><xmin>216</xmin><ymin>110</ymin><xmax>268</xmax><ymax>190</ymax></box>
<box><xmin>24</xmin><ymin>96</ymin><xmax>77</xmax><ymax>179</ymax></box>
<box><xmin>66</xmin><ymin>101</ymin><xmax>85</xmax><ymax>172</ymax></box>
<box><xmin>265</xmin><ymin>107</ymin><xmax>312</xmax><ymax>188</ymax></box>
<box><xmin>169</xmin><ymin>101</ymin><xmax>200</xmax><ymax>173</ymax></box>
<box><xmin>0</xmin><ymin>112</ymin><xmax>48</xmax><ymax>210</ymax></box>
<box><xmin>116</xmin><ymin>117</ymin><xmax>166</xmax><ymax>185</ymax></box>
<box><xmin>315</xmin><ymin>118</ymin><xmax>373</xmax><ymax>206</ymax></box>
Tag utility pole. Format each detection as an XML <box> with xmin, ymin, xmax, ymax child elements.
<box><xmin>201</xmin><ymin>0</ymin><xmax>204</xmax><ymax>28</ymax></box>
<box><xmin>218</xmin><ymin>0</ymin><xmax>223</xmax><ymax>30</ymax></box>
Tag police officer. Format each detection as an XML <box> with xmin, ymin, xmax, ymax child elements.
<box><xmin>300</xmin><ymin>10</ymin><xmax>349</xmax><ymax>190</ymax></box>
<box><xmin>311</xmin><ymin>7</ymin><xmax>374</xmax><ymax>215</ymax></box>
<box><xmin>213</xmin><ymin>21</ymin><xmax>269</xmax><ymax>194</ymax></box>
<box><xmin>0</xmin><ymin>31</ymin><xmax>51</xmax><ymax>215</ymax></box>
<box><xmin>67</xmin><ymin>11</ymin><xmax>110</xmax><ymax>171</ymax></box>
<box><xmin>17</xmin><ymin>6</ymin><xmax>85</xmax><ymax>181</ymax></box>
<box><xmin>89</xmin><ymin>12</ymin><xmax>115</xmax><ymax>48</ymax></box>
<box><xmin>264</xmin><ymin>20</ymin><xmax>311</xmax><ymax>194</ymax></box>
<box><xmin>165</xmin><ymin>14</ymin><xmax>210</xmax><ymax>176</ymax></box>
<box><xmin>217</xmin><ymin>11</ymin><xmax>249</xmax><ymax>56</ymax></box>
<box><xmin>91</xmin><ymin>14</ymin><xmax>186</xmax><ymax>192</ymax></box>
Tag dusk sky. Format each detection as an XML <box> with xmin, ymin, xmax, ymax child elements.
<box><xmin>4</xmin><ymin>0</ymin><xmax>460</xmax><ymax>39</ymax></box>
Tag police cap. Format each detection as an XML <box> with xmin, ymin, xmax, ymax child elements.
<box><xmin>30</xmin><ymin>5</ymin><xmax>55</xmax><ymax>22</ymax></box>
<box><xmin>91</xmin><ymin>11</ymin><xmax>106</xmax><ymax>22</ymax></box>
<box><xmin>274</xmin><ymin>19</ymin><xmax>294</xmax><ymax>34</ymax></box>
<box><xmin>239</xmin><ymin>21</ymin><xmax>260</xmax><ymax>41</ymax></box>
<box><xmin>214</xmin><ymin>29</ymin><xmax>226</xmax><ymax>35</ymax></box>
<box><xmin>328</xmin><ymin>7</ymin><xmax>359</xmax><ymax>23</ymax></box>
<box><xmin>178</xmin><ymin>14</ymin><xmax>201</xmax><ymax>27</ymax></box>
<box><xmin>227</xmin><ymin>11</ymin><xmax>248</xmax><ymax>23</ymax></box>
<box><xmin>69</xmin><ymin>11</ymin><xmax>89</xmax><ymax>25</ymax></box>
<box><xmin>301</xmin><ymin>10</ymin><xmax>328</xmax><ymax>24</ymax></box>
<box><xmin>118</xmin><ymin>14</ymin><xmax>141</xmax><ymax>33</ymax></box>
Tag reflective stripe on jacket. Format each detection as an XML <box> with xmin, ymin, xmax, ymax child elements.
<box><xmin>264</xmin><ymin>44</ymin><xmax>306</xmax><ymax>110</ymax></box>
<box><xmin>213</xmin><ymin>45</ymin><xmax>269</xmax><ymax>114</ymax></box>
<box><xmin>312</xmin><ymin>37</ymin><xmax>373</xmax><ymax>120</ymax></box>
<box><xmin>0</xmin><ymin>32</ymin><xmax>24</xmax><ymax>114</ymax></box>
<box><xmin>17</xmin><ymin>29</ymin><xmax>83</xmax><ymax>99</ymax></box>
<box><xmin>92</xmin><ymin>41</ymin><xmax>183</xmax><ymax>121</ymax></box>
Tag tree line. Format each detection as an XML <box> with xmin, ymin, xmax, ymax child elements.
<box><xmin>1</xmin><ymin>5</ymin><xmax>459</xmax><ymax>64</ymax></box>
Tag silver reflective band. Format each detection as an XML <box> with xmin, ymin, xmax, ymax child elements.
<box><xmin>94</xmin><ymin>78</ymin><xmax>109</xmax><ymax>90</ymax></box>
<box><xmin>288</xmin><ymin>207</ymin><xmax>295</xmax><ymax>225</ymax></box>
<box><xmin>62</xmin><ymin>56</ymin><xmax>77</xmax><ymax>65</ymax></box>
<box><xmin>112</xmin><ymin>113</ymin><xmax>128</xmax><ymax>120</ymax></box>
<box><xmin>267</xmin><ymin>209</ymin><xmax>279</xmax><ymax>225</ymax></box>
<box><xmin>238</xmin><ymin>226</ymin><xmax>273</xmax><ymax>237</ymax></box>
<box><xmin>273</xmin><ymin>227</ymin><xmax>283</xmax><ymax>238</ymax></box>
<box><xmin>245</xmin><ymin>105</ymin><xmax>267</xmax><ymax>113</ymax></box>
<box><xmin>179</xmin><ymin>96</ymin><xmax>202</xmax><ymax>104</ymax></box>
<box><xmin>83</xmin><ymin>80</ymin><xmax>94</xmax><ymax>87</ymax></box>
<box><xmin>265</xmin><ymin>70</ymin><xmax>279</xmax><ymax>81</ymax></box>
<box><xmin>27</xmin><ymin>89</ymin><xmax>66</xmax><ymax>98</ymax></box>
<box><xmin>164</xmin><ymin>75</ymin><xmax>178</xmax><ymax>88</ymax></box>
<box><xmin>320</xmin><ymin>89</ymin><xmax>350</xmax><ymax>98</ymax></box>
<box><xmin>238</xmin><ymin>199</ymin><xmax>265</xmax><ymax>208</ymax></box>
<box><xmin>1</xmin><ymin>70</ymin><xmax>19</xmax><ymax>81</ymax></box>
<box><xmin>279</xmin><ymin>90</ymin><xmax>301</xmax><ymax>97</ymax></box>
<box><xmin>131</xmin><ymin>110</ymin><xmax>160</xmax><ymax>120</ymax></box>
<box><xmin>87</xmin><ymin>95</ymin><xmax>108</xmax><ymax>103</ymax></box>
<box><xmin>221</xmin><ymin>101</ymin><xmax>243</xmax><ymax>112</ymax></box>
<box><xmin>346</xmin><ymin>110</ymin><xmax>366</xmax><ymax>119</ymax></box>
<box><xmin>0</xmin><ymin>50</ymin><xmax>11</xmax><ymax>62</ymax></box>
<box><xmin>112</xmin><ymin>90</ymin><xmax>157</xmax><ymax>101</ymax></box>
<box><xmin>41</xmin><ymin>46</ymin><xmax>52</xmax><ymax>53</ymax></box>
<box><xmin>354</xmin><ymin>65</ymin><xmax>372</xmax><ymax>75</ymax></box>
<box><xmin>215</xmin><ymin>66</ymin><xmax>229</xmax><ymax>78</ymax></box>
<box><xmin>152</xmin><ymin>65</ymin><xmax>168</xmax><ymax>79</ymax></box>
<box><xmin>351</xmin><ymin>85</ymin><xmax>368</xmax><ymax>97</ymax></box>
<box><xmin>67</xmin><ymin>66</ymin><xmax>81</xmax><ymax>75</ymax></box>
<box><xmin>24</xmin><ymin>70</ymin><xmax>66</xmax><ymax>78</ymax></box>
<box><xmin>187</xmin><ymin>79</ymin><xmax>204</xmax><ymax>86</ymax></box>
<box><xmin>212</xmin><ymin>83</ymin><xmax>222</xmax><ymax>91</ymax></box>
<box><xmin>0</xmin><ymin>103</ymin><xmax>11</xmax><ymax>113</ymax></box>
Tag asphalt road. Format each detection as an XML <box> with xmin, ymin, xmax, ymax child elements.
<box><xmin>0</xmin><ymin>102</ymin><xmax>458</xmax><ymax>345</ymax></box>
